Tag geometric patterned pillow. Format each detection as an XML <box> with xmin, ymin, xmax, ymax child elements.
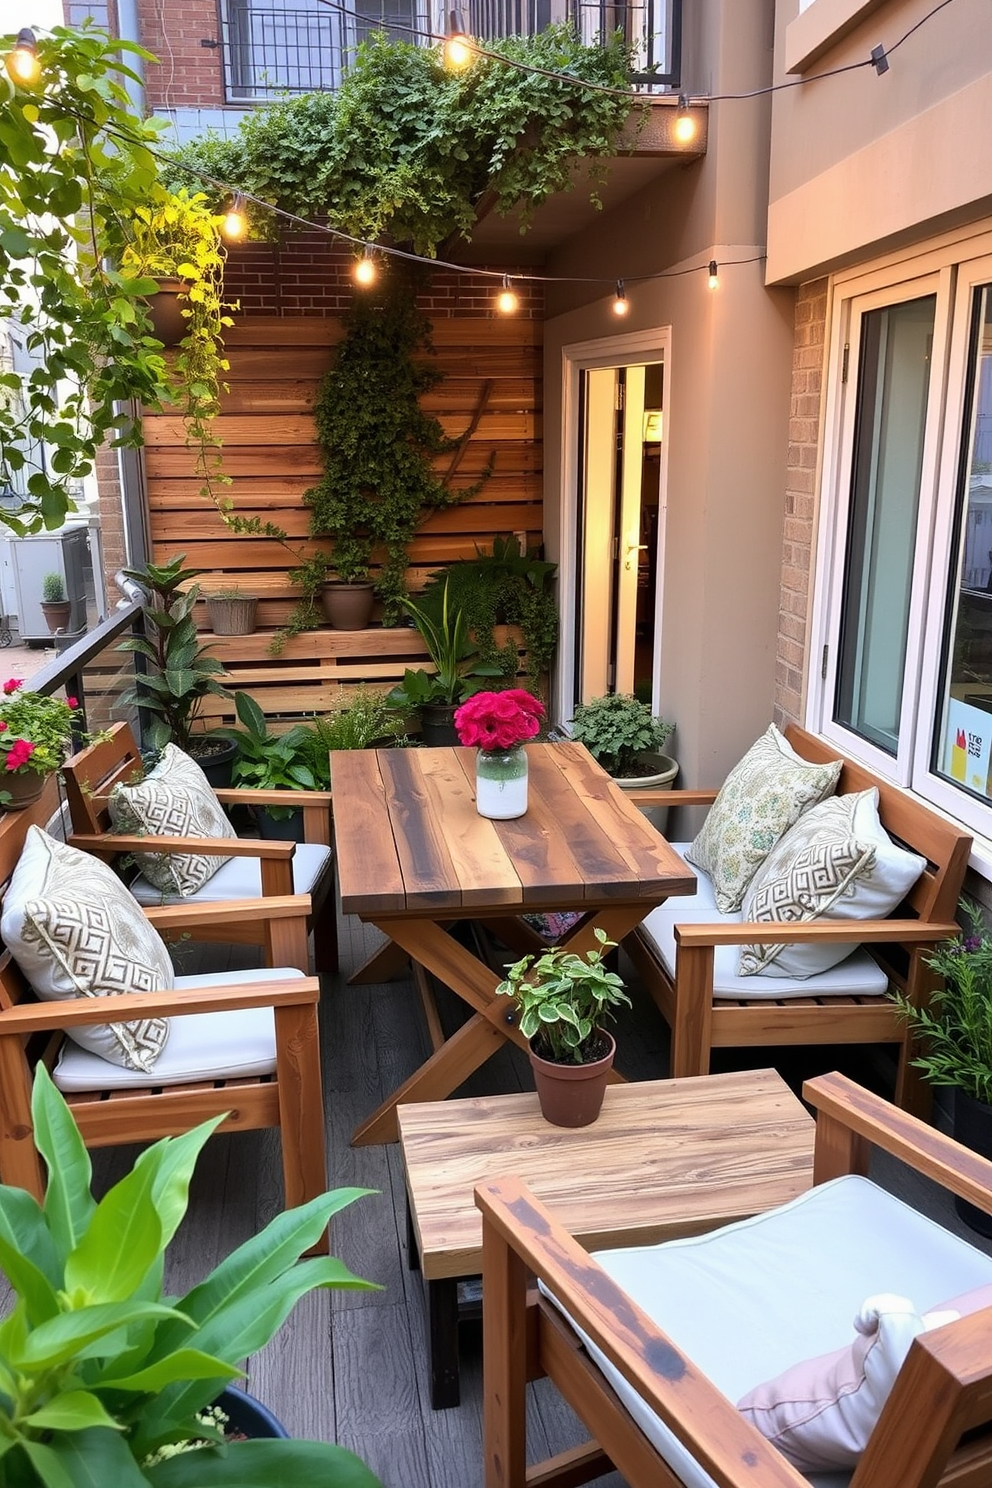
<box><xmin>108</xmin><ymin>744</ymin><xmax>234</xmax><ymax>898</ymax></box>
<box><xmin>685</xmin><ymin>725</ymin><xmax>842</xmax><ymax>913</ymax></box>
<box><xmin>0</xmin><ymin>827</ymin><xmax>171</xmax><ymax>1071</ymax></box>
<box><xmin>738</xmin><ymin>789</ymin><xmax>926</xmax><ymax>978</ymax></box>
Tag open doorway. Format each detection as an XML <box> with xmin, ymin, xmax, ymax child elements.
<box><xmin>559</xmin><ymin>328</ymin><xmax>669</xmax><ymax>727</ymax></box>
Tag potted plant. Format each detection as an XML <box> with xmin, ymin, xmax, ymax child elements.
<box><xmin>40</xmin><ymin>572</ymin><xmax>72</xmax><ymax>635</ymax></box>
<box><xmin>220</xmin><ymin>690</ymin><xmax>316</xmax><ymax>840</ymax></box>
<box><xmin>0</xmin><ymin>680</ymin><xmax>82</xmax><ymax>810</ymax></box>
<box><xmin>569</xmin><ymin>692</ymin><xmax>677</xmax><ymax>830</ymax></box>
<box><xmin>496</xmin><ymin>928</ymin><xmax>631</xmax><ymax>1127</ymax></box>
<box><xmin>204</xmin><ymin>587</ymin><xmax>259</xmax><ymax>636</ymax></box>
<box><xmin>118</xmin><ymin>553</ymin><xmax>235</xmax><ymax>783</ymax></box>
<box><xmin>894</xmin><ymin>902</ymin><xmax>992</xmax><ymax>1236</ymax></box>
<box><xmin>0</xmin><ymin>1064</ymin><xmax>382</xmax><ymax>1486</ymax></box>
<box><xmin>387</xmin><ymin>581</ymin><xmax>502</xmax><ymax>744</ymax></box>
<box><xmin>293</xmin><ymin>687</ymin><xmax>407</xmax><ymax>787</ymax></box>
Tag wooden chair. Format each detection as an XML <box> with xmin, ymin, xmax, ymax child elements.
<box><xmin>478</xmin><ymin>1071</ymin><xmax>992</xmax><ymax>1488</ymax></box>
<box><xmin>62</xmin><ymin>721</ymin><xmax>338</xmax><ymax>974</ymax></box>
<box><xmin>624</xmin><ymin>725</ymin><xmax>972</xmax><ymax>1116</ymax></box>
<box><xmin>0</xmin><ymin>780</ymin><xmax>328</xmax><ymax>1245</ymax></box>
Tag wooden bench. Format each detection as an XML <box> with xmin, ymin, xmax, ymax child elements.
<box><xmin>0</xmin><ymin>780</ymin><xmax>327</xmax><ymax>1241</ymax></box>
<box><xmin>61</xmin><ymin>722</ymin><xmax>338</xmax><ymax>974</ymax></box>
<box><xmin>624</xmin><ymin>725</ymin><xmax>972</xmax><ymax>1115</ymax></box>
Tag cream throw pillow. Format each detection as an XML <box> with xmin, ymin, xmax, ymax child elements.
<box><xmin>1</xmin><ymin>827</ymin><xmax>171</xmax><ymax>1071</ymax></box>
<box><xmin>685</xmin><ymin>725</ymin><xmax>842</xmax><ymax>913</ymax></box>
<box><xmin>109</xmin><ymin>744</ymin><xmax>234</xmax><ymax>898</ymax></box>
<box><xmin>738</xmin><ymin>789</ymin><xmax>927</xmax><ymax>977</ymax></box>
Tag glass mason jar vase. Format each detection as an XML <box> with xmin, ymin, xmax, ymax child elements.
<box><xmin>475</xmin><ymin>745</ymin><xmax>528</xmax><ymax>819</ymax></box>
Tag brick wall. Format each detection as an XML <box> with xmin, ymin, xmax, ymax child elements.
<box><xmin>136</xmin><ymin>0</ymin><xmax>225</xmax><ymax>109</ymax></box>
<box><xmin>773</xmin><ymin>277</ymin><xmax>827</xmax><ymax>728</ymax></box>
<box><xmin>94</xmin><ymin>446</ymin><xmax>126</xmax><ymax>603</ymax></box>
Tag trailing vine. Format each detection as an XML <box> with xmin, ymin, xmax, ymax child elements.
<box><xmin>166</xmin><ymin>25</ymin><xmax>638</xmax><ymax>256</ymax></box>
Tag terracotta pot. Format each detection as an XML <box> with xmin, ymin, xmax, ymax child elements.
<box><xmin>321</xmin><ymin>582</ymin><xmax>374</xmax><ymax>630</ymax></box>
<box><xmin>144</xmin><ymin>278</ymin><xmax>189</xmax><ymax>346</ymax></box>
<box><xmin>953</xmin><ymin>1090</ymin><xmax>992</xmax><ymax>1237</ymax></box>
<box><xmin>1</xmin><ymin>770</ymin><xmax>49</xmax><ymax>811</ymax></box>
<box><xmin>206</xmin><ymin>594</ymin><xmax>258</xmax><ymax>635</ymax></box>
<box><xmin>40</xmin><ymin>599</ymin><xmax>72</xmax><ymax>635</ymax></box>
<box><xmin>528</xmin><ymin>1031</ymin><xmax>616</xmax><ymax>1128</ymax></box>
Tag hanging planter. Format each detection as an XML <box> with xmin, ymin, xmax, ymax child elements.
<box><xmin>143</xmin><ymin>276</ymin><xmax>189</xmax><ymax>347</ymax></box>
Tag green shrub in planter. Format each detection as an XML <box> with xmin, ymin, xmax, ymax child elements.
<box><xmin>569</xmin><ymin>693</ymin><xmax>675</xmax><ymax>779</ymax></box>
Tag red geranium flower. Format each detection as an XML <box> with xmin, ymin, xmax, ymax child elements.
<box><xmin>66</xmin><ymin>696</ymin><xmax>78</xmax><ymax>710</ymax></box>
<box><xmin>5</xmin><ymin>738</ymin><xmax>35</xmax><ymax>770</ymax></box>
<box><xmin>454</xmin><ymin>690</ymin><xmax>545</xmax><ymax>750</ymax></box>
<box><xmin>2</xmin><ymin>679</ymin><xmax>22</xmax><ymax>696</ymax></box>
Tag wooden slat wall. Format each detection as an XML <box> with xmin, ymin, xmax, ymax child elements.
<box><xmin>142</xmin><ymin>300</ymin><xmax>544</xmax><ymax>727</ymax></box>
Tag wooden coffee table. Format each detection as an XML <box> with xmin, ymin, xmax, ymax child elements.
<box><xmin>398</xmin><ymin>1067</ymin><xmax>815</xmax><ymax>1408</ymax></box>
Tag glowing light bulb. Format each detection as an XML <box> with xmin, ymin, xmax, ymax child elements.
<box><xmin>707</xmin><ymin>259</ymin><xmax>719</xmax><ymax>290</ymax></box>
<box><xmin>674</xmin><ymin>94</ymin><xmax>696</xmax><ymax>144</ymax></box>
<box><xmin>354</xmin><ymin>253</ymin><xmax>377</xmax><ymax>287</ymax></box>
<box><xmin>613</xmin><ymin>280</ymin><xmax>629</xmax><ymax>316</ymax></box>
<box><xmin>496</xmin><ymin>276</ymin><xmax>518</xmax><ymax>315</ymax></box>
<box><xmin>222</xmin><ymin>195</ymin><xmax>246</xmax><ymax>239</ymax></box>
<box><xmin>444</xmin><ymin>10</ymin><xmax>472</xmax><ymax>68</ymax></box>
<box><xmin>6</xmin><ymin>28</ymin><xmax>40</xmax><ymax>86</ymax></box>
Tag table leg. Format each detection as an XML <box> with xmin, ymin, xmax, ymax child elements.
<box><xmin>352</xmin><ymin>1013</ymin><xmax>504</xmax><ymax>1145</ymax></box>
<box><xmin>428</xmin><ymin>1277</ymin><xmax>461</xmax><ymax>1410</ymax></box>
<box><xmin>349</xmin><ymin>939</ymin><xmax>412</xmax><ymax>985</ymax></box>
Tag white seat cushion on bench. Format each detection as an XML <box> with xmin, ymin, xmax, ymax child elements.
<box><xmin>51</xmin><ymin>965</ymin><xmax>302</xmax><ymax>1091</ymax></box>
<box><xmin>129</xmin><ymin>841</ymin><xmax>331</xmax><ymax>906</ymax></box>
<box><xmin>548</xmin><ymin>1174</ymin><xmax>992</xmax><ymax>1488</ymax></box>
<box><xmin>642</xmin><ymin>847</ymin><xmax>889</xmax><ymax>999</ymax></box>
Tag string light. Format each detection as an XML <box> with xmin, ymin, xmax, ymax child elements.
<box><xmin>612</xmin><ymin>279</ymin><xmax>629</xmax><ymax>316</ymax></box>
<box><xmin>673</xmin><ymin>95</ymin><xmax>696</xmax><ymax>144</ymax></box>
<box><xmin>708</xmin><ymin>260</ymin><xmax>719</xmax><ymax>290</ymax></box>
<box><xmin>496</xmin><ymin>274</ymin><xmax>518</xmax><ymax>315</ymax></box>
<box><xmin>444</xmin><ymin>10</ymin><xmax>473</xmax><ymax>69</ymax></box>
<box><xmin>353</xmin><ymin>248</ymin><xmax>377</xmax><ymax>286</ymax></box>
<box><xmin>6</xmin><ymin>28</ymin><xmax>40</xmax><ymax>86</ymax></box>
<box><xmin>221</xmin><ymin>193</ymin><xmax>246</xmax><ymax>239</ymax></box>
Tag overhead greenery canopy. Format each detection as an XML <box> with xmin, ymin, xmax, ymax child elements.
<box><xmin>0</xmin><ymin>25</ymin><xmax>231</xmax><ymax>532</ymax></box>
<box><xmin>167</xmin><ymin>26</ymin><xmax>637</xmax><ymax>257</ymax></box>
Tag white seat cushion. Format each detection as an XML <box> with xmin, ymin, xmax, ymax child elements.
<box><xmin>129</xmin><ymin>842</ymin><xmax>331</xmax><ymax>906</ymax></box>
<box><xmin>50</xmin><ymin>965</ymin><xmax>305</xmax><ymax>1091</ymax></box>
<box><xmin>550</xmin><ymin>1175</ymin><xmax>992</xmax><ymax>1488</ymax></box>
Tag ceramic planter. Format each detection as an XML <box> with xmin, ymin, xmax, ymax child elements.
<box><xmin>321</xmin><ymin>582</ymin><xmax>375</xmax><ymax>630</ymax></box>
<box><xmin>528</xmin><ymin>1031</ymin><xmax>616</xmax><ymax>1128</ymax></box>
<box><xmin>952</xmin><ymin>1090</ymin><xmax>992</xmax><ymax>1236</ymax></box>
<box><xmin>216</xmin><ymin>1385</ymin><xmax>289</xmax><ymax>1439</ymax></box>
<box><xmin>206</xmin><ymin>594</ymin><xmax>258</xmax><ymax>635</ymax></box>
<box><xmin>144</xmin><ymin>277</ymin><xmax>189</xmax><ymax>346</ymax></box>
<box><xmin>0</xmin><ymin>770</ymin><xmax>49</xmax><ymax>811</ymax></box>
<box><xmin>614</xmin><ymin>751</ymin><xmax>679</xmax><ymax>835</ymax></box>
<box><xmin>188</xmin><ymin>738</ymin><xmax>238</xmax><ymax>789</ymax></box>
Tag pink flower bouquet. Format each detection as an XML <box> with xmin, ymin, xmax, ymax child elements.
<box><xmin>454</xmin><ymin>689</ymin><xmax>545</xmax><ymax>751</ymax></box>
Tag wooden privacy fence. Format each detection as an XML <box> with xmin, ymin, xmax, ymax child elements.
<box><xmin>141</xmin><ymin>308</ymin><xmax>544</xmax><ymax>727</ymax></box>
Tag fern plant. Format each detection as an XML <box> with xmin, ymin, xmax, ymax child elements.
<box><xmin>893</xmin><ymin>901</ymin><xmax>992</xmax><ymax>1103</ymax></box>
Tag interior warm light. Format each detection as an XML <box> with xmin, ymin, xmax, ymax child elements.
<box><xmin>707</xmin><ymin>259</ymin><xmax>719</xmax><ymax>290</ymax></box>
<box><xmin>612</xmin><ymin>279</ymin><xmax>629</xmax><ymax>316</ymax></box>
<box><xmin>674</xmin><ymin>94</ymin><xmax>696</xmax><ymax>144</ymax></box>
<box><xmin>497</xmin><ymin>287</ymin><xmax>518</xmax><ymax>314</ymax></box>
<box><xmin>444</xmin><ymin>9</ymin><xmax>472</xmax><ymax>68</ymax></box>
<box><xmin>354</xmin><ymin>252</ymin><xmax>377</xmax><ymax>287</ymax></box>
<box><xmin>6</xmin><ymin>27</ymin><xmax>40</xmax><ymax>86</ymax></box>
<box><xmin>221</xmin><ymin>194</ymin><xmax>246</xmax><ymax>240</ymax></box>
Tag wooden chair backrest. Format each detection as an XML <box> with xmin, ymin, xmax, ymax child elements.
<box><xmin>0</xmin><ymin>779</ymin><xmax>67</xmax><ymax>1014</ymax></box>
<box><xmin>784</xmin><ymin>725</ymin><xmax>972</xmax><ymax>925</ymax></box>
<box><xmin>61</xmin><ymin>721</ymin><xmax>145</xmax><ymax>837</ymax></box>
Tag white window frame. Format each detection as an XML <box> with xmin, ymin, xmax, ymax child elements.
<box><xmin>807</xmin><ymin>221</ymin><xmax>992</xmax><ymax>867</ymax></box>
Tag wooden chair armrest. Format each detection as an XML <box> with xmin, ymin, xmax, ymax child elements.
<box><xmin>476</xmin><ymin>1175</ymin><xmax>808</xmax><ymax>1488</ymax></box>
<box><xmin>214</xmin><ymin>788</ymin><xmax>333</xmax><ymax>807</ymax></box>
<box><xmin>0</xmin><ymin>977</ymin><xmax>321</xmax><ymax>1034</ymax></box>
<box><xmin>68</xmin><ymin>832</ymin><xmax>297</xmax><ymax>860</ymax></box>
<box><xmin>143</xmin><ymin>894</ymin><xmax>312</xmax><ymax>932</ymax></box>
<box><xmin>674</xmin><ymin>919</ymin><xmax>959</xmax><ymax>948</ymax></box>
<box><xmin>804</xmin><ymin>1072</ymin><xmax>992</xmax><ymax>1219</ymax></box>
<box><xmin>623</xmin><ymin>787</ymin><xmax>719</xmax><ymax>808</ymax></box>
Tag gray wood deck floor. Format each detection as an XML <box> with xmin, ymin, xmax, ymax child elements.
<box><xmin>88</xmin><ymin>910</ymin><xmax>992</xmax><ymax>1488</ymax></box>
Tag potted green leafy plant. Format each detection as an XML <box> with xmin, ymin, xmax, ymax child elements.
<box><xmin>220</xmin><ymin>691</ymin><xmax>316</xmax><ymax>839</ymax></box>
<box><xmin>0</xmin><ymin>681</ymin><xmax>83</xmax><ymax>810</ymax></box>
<box><xmin>204</xmin><ymin>588</ymin><xmax>259</xmax><ymax>636</ymax></box>
<box><xmin>40</xmin><ymin>572</ymin><xmax>71</xmax><ymax>635</ymax></box>
<box><xmin>894</xmin><ymin>901</ymin><xmax>992</xmax><ymax>1236</ymax></box>
<box><xmin>118</xmin><ymin>554</ymin><xmax>235</xmax><ymax>781</ymax></box>
<box><xmin>0</xmin><ymin>1064</ymin><xmax>382</xmax><ymax>1486</ymax></box>
<box><xmin>569</xmin><ymin>693</ymin><xmax>677</xmax><ymax>830</ymax></box>
<box><xmin>387</xmin><ymin>581</ymin><xmax>501</xmax><ymax>744</ymax></box>
<box><xmin>496</xmin><ymin>929</ymin><xmax>631</xmax><ymax>1127</ymax></box>
<box><xmin>293</xmin><ymin>688</ymin><xmax>406</xmax><ymax>787</ymax></box>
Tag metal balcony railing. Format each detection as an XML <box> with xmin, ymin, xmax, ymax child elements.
<box><xmin>218</xmin><ymin>0</ymin><xmax>679</xmax><ymax>102</ymax></box>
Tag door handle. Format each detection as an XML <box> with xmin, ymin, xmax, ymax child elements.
<box><xmin>624</xmin><ymin>543</ymin><xmax>648</xmax><ymax>571</ymax></box>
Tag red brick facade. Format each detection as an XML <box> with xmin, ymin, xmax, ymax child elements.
<box><xmin>773</xmin><ymin>277</ymin><xmax>827</xmax><ymax>728</ymax></box>
<box><xmin>137</xmin><ymin>0</ymin><xmax>226</xmax><ymax>109</ymax></box>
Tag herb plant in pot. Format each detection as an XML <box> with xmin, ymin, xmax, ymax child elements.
<box><xmin>894</xmin><ymin>902</ymin><xmax>992</xmax><ymax>1236</ymax></box>
<box><xmin>496</xmin><ymin>929</ymin><xmax>631</xmax><ymax>1128</ymax></box>
<box><xmin>569</xmin><ymin>692</ymin><xmax>677</xmax><ymax>831</ymax></box>
<box><xmin>40</xmin><ymin>572</ymin><xmax>72</xmax><ymax>635</ymax></box>
<box><xmin>454</xmin><ymin>688</ymin><xmax>544</xmax><ymax>820</ymax></box>
<box><xmin>0</xmin><ymin>1064</ymin><xmax>383</xmax><ymax>1486</ymax></box>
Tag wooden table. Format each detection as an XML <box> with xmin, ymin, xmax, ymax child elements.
<box><xmin>398</xmin><ymin>1067</ymin><xmax>816</xmax><ymax>1408</ymax></box>
<box><xmin>331</xmin><ymin>742</ymin><xmax>696</xmax><ymax>1146</ymax></box>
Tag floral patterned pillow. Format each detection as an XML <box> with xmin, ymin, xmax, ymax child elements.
<box><xmin>685</xmin><ymin>725</ymin><xmax>842</xmax><ymax>913</ymax></box>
